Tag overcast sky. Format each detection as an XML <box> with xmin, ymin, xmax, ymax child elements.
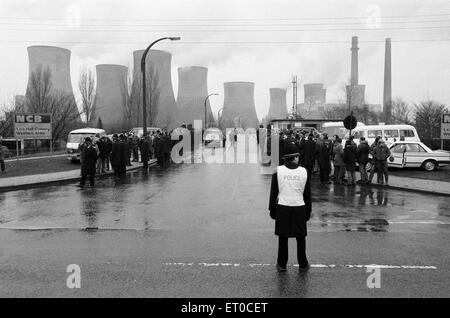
<box><xmin>1</xmin><ymin>0</ymin><xmax>449</xmax><ymax>120</ymax></box>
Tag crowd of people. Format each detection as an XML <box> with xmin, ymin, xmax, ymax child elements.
<box><xmin>77</xmin><ymin>130</ymin><xmax>175</xmax><ymax>188</ymax></box>
<box><xmin>276</xmin><ymin>129</ymin><xmax>392</xmax><ymax>186</ymax></box>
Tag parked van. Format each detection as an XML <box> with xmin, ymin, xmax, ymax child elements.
<box><xmin>344</xmin><ymin>124</ymin><xmax>420</xmax><ymax>146</ymax></box>
<box><xmin>322</xmin><ymin>121</ymin><xmax>365</xmax><ymax>139</ymax></box>
<box><xmin>66</xmin><ymin>128</ymin><xmax>106</xmax><ymax>162</ymax></box>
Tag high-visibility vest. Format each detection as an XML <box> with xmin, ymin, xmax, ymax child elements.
<box><xmin>277</xmin><ymin>165</ymin><xmax>308</xmax><ymax>206</ymax></box>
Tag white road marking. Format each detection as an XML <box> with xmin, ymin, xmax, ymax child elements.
<box><xmin>163</xmin><ymin>262</ymin><xmax>437</xmax><ymax>270</ymax></box>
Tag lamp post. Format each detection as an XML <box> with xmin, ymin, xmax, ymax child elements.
<box><xmin>204</xmin><ymin>93</ymin><xmax>218</xmax><ymax>130</ymax></box>
<box><xmin>141</xmin><ymin>36</ymin><xmax>180</xmax><ymax>136</ymax></box>
<box><xmin>217</xmin><ymin>107</ymin><xmax>224</xmax><ymax>128</ymax></box>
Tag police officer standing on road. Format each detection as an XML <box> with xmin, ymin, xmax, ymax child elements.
<box><xmin>269</xmin><ymin>142</ymin><xmax>312</xmax><ymax>273</ymax></box>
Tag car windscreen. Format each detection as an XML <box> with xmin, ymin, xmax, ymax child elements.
<box><xmin>68</xmin><ymin>133</ymin><xmax>94</xmax><ymax>143</ymax></box>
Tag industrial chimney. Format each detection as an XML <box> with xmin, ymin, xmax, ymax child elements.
<box><xmin>383</xmin><ymin>38</ymin><xmax>392</xmax><ymax>121</ymax></box>
<box><xmin>221</xmin><ymin>81</ymin><xmax>259</xmax><ymax>129</ymax></box>
<box><xmin>176</xmin><ymin>66</ymin><xmax>214</xmax><ymax>127</ymax></box>
<box><xmin>346</xmin><ymin>36</ymin><xmax>366</xmax><ymax>108</ymax></box>
<box><xmin>26</xmin><ymin>45</ymin><xmax>79</xmax><ymax>119</ymax></box>
<box><xmin>133</xmin><ymin>49</ymin><xmax>177</xmax><ymax>130</ymax></box>
<box><xmin>92</xmin><ymin>64</ymin><xmax>128</xmax><ymax>132</ymax></box>
<box><xmin>268</xmin><ymin>88</ymin><xmax>288</xmax><ymax>119</ymax></box>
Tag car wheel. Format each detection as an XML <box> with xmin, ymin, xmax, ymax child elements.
<box><xmin>422</xmin><ymin>160</ymin><xmax>437</xmax><ymax>172</ymax></box>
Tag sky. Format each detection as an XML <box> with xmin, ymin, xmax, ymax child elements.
<box><xmin>0</xmin><ymin>0</ymin><xmax>449</xmax><ymax>121</ymax></box>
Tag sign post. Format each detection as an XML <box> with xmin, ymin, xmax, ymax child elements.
<box><xmin>441</xmin><ymin>113</ymin><xmax>450</xmax><ymax>149</ymax></box>
<box><xmin>14</xmin><ymin>114</ymin><xmax>52</xmax><ymax>161</ymax></box>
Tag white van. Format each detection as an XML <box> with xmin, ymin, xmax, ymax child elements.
<box><xmin>322</xmin><ymin>121</ymin><xmax>365</xmax><ymax>139</ymax></box>
<box><xmin>66</xmin><ymin>128</ymin><xmax>106</xmax><ymax>162</ymax></box>
<box><xmin>345</xmin><ymin>124</ymin><xmax>420</xmax><ymax>146</ymax></box>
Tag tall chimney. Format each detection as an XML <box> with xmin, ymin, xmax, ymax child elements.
<box><xmin>351</xmin><ymin>36</ymin><xmax>359</xmax><ymax>86</ymax></box>
<box><xmin>383</xmin><ymin>38</ymin><xmax>392</xmax><ymax>120</ymax></box>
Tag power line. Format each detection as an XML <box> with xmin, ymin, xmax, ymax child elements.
<box><xmin>0</xmin><ymin>13</ymin><xmax>449</xmax><ymax>22</ymax></box>
<box><xmin>0</xmin><ymin>19</ymin><xmax>449</xmax><ymax>27</ymax></box>
<box><xmin>0</xmin><ymin>39</ymin><xmax>449</xmax><ymax>45</ymax></box>
<box><xmin>1</xmin><ymin>25</ymin><xmax>450</xmax><ymax>32</ymax></box>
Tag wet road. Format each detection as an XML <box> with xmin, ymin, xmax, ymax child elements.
<box><xmin>1</xmin><ymin>158</ymin><xmax>450</xmax><ymax>297</ymax></box>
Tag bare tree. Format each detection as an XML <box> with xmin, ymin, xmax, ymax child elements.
<box><xmin>145</xmin><ymin>65</ymin><xmax>160</xmax><ymax>128</ymax></box>
<box><xmin>391</xmin><ymin>97</ymin><xmax>412</xmax><ymax>124</ymax></box>
<box><xmin>121</xmin><ymin>68</ymin><xmax>134</xmax><ymax>131</ymax></box>
<box><xmin>26</xmin><ymin>66</ymin><xmax>81</xmax><ymax>147</ymax></box>
<box><xmin>0</xmin><ymin>99</ymin><xmax>16</xmax><ymax>137</ymax></box>
<box><xmin>413</xmin><ymin>99</ymin><xmax>447</xmax><ymax>142</ymax></box>
<box><xmin>78</xmin><ymin>66</ymin><xmax>96</xmax><ymax>126</ymax></box>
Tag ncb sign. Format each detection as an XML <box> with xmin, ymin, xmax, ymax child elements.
<box><xmin>442</xmin><ymin>114</ymin><xmax>450</xmax><ymax>140</ymax></box>
<box><xmin>14</xmin><ymin>114</ymin><xmax>52</xmax><ymax>139</ymax></box>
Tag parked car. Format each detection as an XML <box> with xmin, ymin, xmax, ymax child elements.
<box><xmin>66</xmin><ymin>128</ymin><xmax>106</xmax><ymax>162</ymax></box>
<box><xmin>367</xmin><ymin>141</ymin><xmax>450</xmax><ymax>172</ymax></box>
<box><xmin>129</xmin><ymin>127</ymin><xmax>161</xmax><ymax>137</ymax></box>
<box><xmin>204</xmin><ymin>128</ymin><xmax>224</xmax><ymax>148</ymax></box>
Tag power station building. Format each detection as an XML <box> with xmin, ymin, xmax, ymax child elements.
<box><xmin>92</xmin><ymin>64</ymin><xmax>128</xmax><ymax>132</ymax></box>
<box><xmin>221</xmin><ymin>81</ymin><xmax>259</xmax><ymax>129</ymax></box>
<box><xmin>176</xmin><ymin>66</ymin><xmax>214</xmax><ymax>127</ymax></box>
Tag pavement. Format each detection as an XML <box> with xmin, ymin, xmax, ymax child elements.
<box><xmin>0</xmin><ymin>161</ymin><xmax>449</xmax><ymax>297</ymax></box>
<box><xmin>0</xmin><ymin>159</ymin><xmax>157</xmax><ymax>192</ymax></box>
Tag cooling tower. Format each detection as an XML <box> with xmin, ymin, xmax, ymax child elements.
<box><xmin>268</xmin><ymin>88</ymin><xmax>287</xmax><ymax>119</ymax></box>
<box><xmin>383</xmin><ymin>38</ymin><xmax>392</xmax><ymax>119</ymax></box>
<box><xmin>176</xmin><ymin>66</ymin><xmax>214</xmax><ymax>126</ymax></box>
<box><xmin>132</xmin><ymin>49</ymin><xmax>176</xmax><ymax>129</ymax></box>
<box><xmin>221</xmin><ymin>82</ymin><xmax>259</xmax><ymax>129</ymax></box>
<box><xmin>304</xmin><ymin>83</ymin><xmax>326</xmax><ymax>111</ymax></box>
<box><xmin>92</xmin><ymin>64</ymin><xmax>128</xmax><ymax>132</ymax></box>
<box><xmin>26</xmin><ymin>45</ymin><xmax>79</xmax><ymax>119</ymax></box>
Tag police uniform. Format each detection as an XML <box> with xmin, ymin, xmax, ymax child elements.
<box><xmin>269</xmin><ymin>143</ymin><xmax>312</xmax><ymax>271</ymax></box>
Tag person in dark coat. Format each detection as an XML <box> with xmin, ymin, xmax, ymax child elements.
<box><xmin>79</xmin><ymin>137</ymin><xmax>98</xmax><ymax>187</ymax></box>
<box><xmin>163</xmin><ymin>132</ymin><xmax>171</xmax><ymax>168</ymax></box>
<box><xmin>298</xmin><ymin>133</ymin><xmax>316</xmax><ymax>177</ymax></box>
<box><xmin>132</xmin><ymin>134</ymin><xmax>139</xmax><ymax>162</ymax></box>
<box><xmin>125</xmin><ymin>135</ymin><xmax>132</xmax><ymax>166</ymax></box>
<box><xmin>154</xmin><ymin>132</ymin><xmax>164</xmax><ymax>167</ymax></box>
<box><xmin>356</xmin><ymin>137</ymin><xmax>370</xmax><ymax>183</ymax></box>
<box><xmin>368</xmin><ymin>136</ymin><xmax>382</xmax><ymax>184</ymax></box>
<box><xmin>97</xmin><ymin>136</ymin><xmax>110</xmax><ymax>173</ymax></box>
<box><xmin>140</xmin><ymin>133</ymin><xmax>150</xmax><ymax>170</ymax></box>
<box><xmin>343</xmin><ymin>139</ymin><xmax>357</xmax><ymax>186</ymax></box>
<box><xmin>316</xmin><ymin>133</ymin><xmax>333</xmax><ymax>184</ymax></box>
<box><xmin>111</xmin><ymin>134</ymin><xmax>127</xmax><ymax>178</ymax></box>
<box><xmin>333</xmin><ymin>138</ymin><xmax>345</xmax><ymax>184</ymax></box>
<box><xmin>269</xmin><ymin>142</ymin><xmax>312</xmax><ymax>273</ymax></box>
